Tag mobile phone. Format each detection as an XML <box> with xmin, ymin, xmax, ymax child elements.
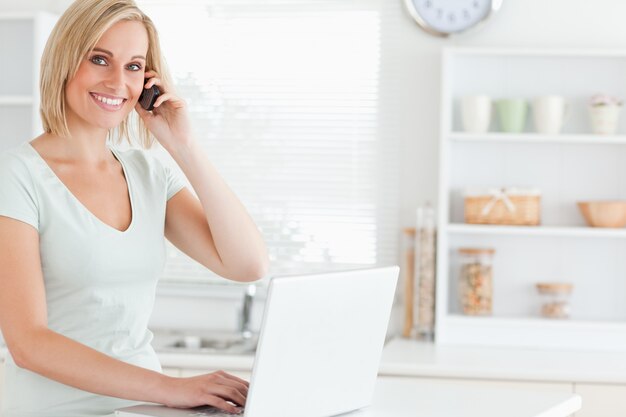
<box><xmin>139</xmin><ymin>78</ymin><xmax>160</xmax><ymax>111</ymax></box>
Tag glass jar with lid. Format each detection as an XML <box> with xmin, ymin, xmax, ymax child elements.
<box><xmin>458</xmin><ymin>248</ymin><xmax>495</xmax><ymax>316</ymax></box>
<box><xmin>536</xmin><ymin>282</ymin><xmax>573</xmax><ymax>319</ymax></box>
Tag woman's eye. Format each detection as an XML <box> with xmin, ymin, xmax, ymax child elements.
<box><xmin>90</xmin><ymin>55</ymin><xmax>106</xmax><ymax>65</ymax></box>
<box><xmin>128</xmin><ymin>63</ymin><xmax>142</xmax><ymax>71</ymax></box>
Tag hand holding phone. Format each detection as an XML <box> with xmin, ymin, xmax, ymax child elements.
<box><xmin>139</xmin><ymin>78</ymin><xmax>161</xmax><ymax>111</ymax></box>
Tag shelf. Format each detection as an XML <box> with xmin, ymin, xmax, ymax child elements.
<box><xmin>0</xmin><ymin>96</ymin><xmax>33</xmax><ymax>106</ymax></box>
<box><xmin>449</xmin><ymin>132</ymin><xmax>626</xmax><ymax>145</ymax></box>
<box><xmin>0</xmin><ymin>14</ymin><xmax>57</xmax><ymax>145</ymax></box>
<box><xmin>440</xmin><ymin>315</ymin><xmax>626</xmax><ymax>351</ymax></box>
<box><xmin>438</xmin><ymin>47</ymin><xmax>626</xmax><ymax>350</ymax></box>
<box><xmin>447</xmin><ymin>223</ymin><xmax>626</xmax><ymax>238</ymax></box>
<box><xmin>446</xmin><ymin>314</ymin><xmax>626</xmax><ymax>328</ymax></box>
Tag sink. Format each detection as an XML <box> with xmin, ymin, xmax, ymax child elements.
<box><xmin>154</xmin><ymin>331</ymin><xmax>258</xmax><ymax>355</ymax></box>
<box><xmin>152</xmin><ymin>285</ymin><xmax>260</xmax><ymax>356</ymax></box>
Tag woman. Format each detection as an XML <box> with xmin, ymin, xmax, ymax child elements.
<box><xmin>0</xmin><ymin>0</ymin><xmax>269</xmax><ymax>415</ymax></box>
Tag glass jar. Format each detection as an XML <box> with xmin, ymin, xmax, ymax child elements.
<box><xmin>401</xmin><ymin>227</ymin><xmax>416</xmax><ymax>338</ymax></box>
<box><xmin>415</xmin><ymin>203</ymin><xmax>436</xmax><ymax>340</ymax></box>
<box><xmin>536</xmin><ymin>283</ymin><xmax>573</xmax><ymax>319</ymax></box>
<box><xmin>458</xmin><ymin>248</ymin><xmax>495</xmax><ymax>316</ymax></box>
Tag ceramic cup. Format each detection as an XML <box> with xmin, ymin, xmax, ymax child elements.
<box><xmin>461</xmin><ymin>95</ymin><xmax>492</xmax><ymax>134</ymax></box>
<box><xmin>533</xmin><ymin>95</ymin><xmax>567</xmax><ymax>134</ymax></box>
<box><xmin>589</xmin><ymin>104</ymin><xmax>621</xmax><ymax>135</ymax></box>
<box><xmin>495</xmin><ymin>98</ymin><xmax>528</xmax><ymax>133</ymax></box>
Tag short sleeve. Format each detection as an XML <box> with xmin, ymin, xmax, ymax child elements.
<box><xmin>163</xmin><ymin>162</ymin><xmax>186</xmax><ymax>201</ymax></box>
<box><xmin>0</xmin><ymin>152</ymin><xmax>39</xmax><ymax>230</ymax></box>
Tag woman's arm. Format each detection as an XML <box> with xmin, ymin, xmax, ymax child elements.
<box><xmin>136</xmin><ymin>71</ymin><xmax>269</xmax><ymax>282</ymax></box>
<box><xmin>0</xmin><ymin>217</ymin><xmax>248</xmax><ymax>413</ymax></box>
<box><xmin>164</xmin><ymin>139</ymin><xmax>270</xmax><ymax>282</ymax></box>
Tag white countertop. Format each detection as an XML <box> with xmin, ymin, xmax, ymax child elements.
<box><xmin>155</xmin><ymin>337</ymin><xmax>626</xmax><ymax>384</ymax></box>
<box><xmin>360</xmin><ymin>377</ymin><xmax>580</xmax><ymax>417</ymax></box>
<box><xmin>378</xmin><ymin>338</ymin><xmax>626</xmax><ymax>384</ymax></box>
<box><xmin>0</xmin><ymin>341</ymin><xmax>590</xmax><ymax>417</ymax></box>
<box><xmin>0</xmin><ymin>343</ymin><xmax>582</xmax><ymax>417</ymax></box>
<box><xmin>115</xmin><ymin>377</ymin><xmax>580</xmax><ymax>417</ymax></box>
<box><xmin>158</xmin><ymin>351</ymin><xmax>254</xmax><ymax>371</ymax></box>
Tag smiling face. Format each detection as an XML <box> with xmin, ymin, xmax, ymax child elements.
<box><xmin>64</xmin><ymin>20</ymin><xmax>148</xmax><ymax>133</ymax></box>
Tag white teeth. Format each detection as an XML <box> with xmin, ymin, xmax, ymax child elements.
<box><xmin>93</xmin><ymin>94</ymin><xmax>123</xmax><ymax>106</ymax></box>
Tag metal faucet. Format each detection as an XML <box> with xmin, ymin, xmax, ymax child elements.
<box><xmin>238</xmin><ymin>284</ymin><xmax>257</xmax><ymax>340</ymax></box>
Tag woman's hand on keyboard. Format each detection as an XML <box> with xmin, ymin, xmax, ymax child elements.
<box><xmin>159</xmin><ymin>370</ymin><xmax>249</xmax><ymax>414</ymax></box>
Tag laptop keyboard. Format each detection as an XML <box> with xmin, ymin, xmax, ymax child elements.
<box><xmin>186</xmin><ymin>405</ymin><xmax>244</xmax><ymax>416</ymax></box>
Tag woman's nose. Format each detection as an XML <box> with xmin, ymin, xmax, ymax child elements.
<box><xmin>103</xmin><ymin>66</ymin><xmax>128</xmax><ymax>92</ymax></box>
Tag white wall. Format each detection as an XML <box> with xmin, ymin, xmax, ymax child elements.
<box><xmin>0</xmin><ymin>0</ymin><xmax>63</xmax><ymax>12</ymax></box>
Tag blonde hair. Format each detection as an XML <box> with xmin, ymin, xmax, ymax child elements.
<box><xmin>40</xmin><ymin>0</ymin><xmax>172</xmax><ymax>148</ymax></box>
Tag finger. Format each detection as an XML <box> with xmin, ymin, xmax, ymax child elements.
<box><xmin>201</xmin><ymin>394</ymin><xmax>244</xmax><ymax>415</ymax></box>
<box><xmin>134</xmin><ymin>101</ymin><xmax>153</xmax><ymax>118</ymax></box>
<box><xmin>214</xmin><ymin>375</ymin><xmax>249</xmax><ymax>397</ymax></box>
<box><xmin>143</xmin><ymin>71</ymin><xmax>166</xmax><ymax>91</ymax></box>
<box><xmin>145</xmin><ymin>77</ymin><xmax>162</xmax><ymax>89</ymax></box>
<box><xmin>153</xmin><ymin>93</ymin><xmax>185</xmax><ymax>109</ymax></box>
<box><xmin>207</xmin><ymin>383</ymin><xmax>247</xmax><ymax>407</ymax></box>
<box><xmin>206</xmin><ymin>378</ymin><xmax>247</xmax><ymax>406</ymax></box>
<box><xmin>216</xmin><ymin>370</ymin><xmax>250</xmax><ymax>388</ymax></box>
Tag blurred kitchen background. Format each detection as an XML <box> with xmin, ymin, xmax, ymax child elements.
<box><xmin>6</xmin><ymin>1</ymin><xmax>626</xmax><ymax>415</ymax></box>
<box><xmin>6</xmin><ymin>2</ymin><xmax>626</xmax><ymax>408</ymax></box>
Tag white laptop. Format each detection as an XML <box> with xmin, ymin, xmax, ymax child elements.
<box><xmin>115</xmin><ymin>266</ymin><xmax>399</xmax><ymax>417</ymax></box>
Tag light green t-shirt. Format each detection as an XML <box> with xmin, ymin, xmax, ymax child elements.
<box><xmin>0</xmin><ymin>141</ymin><xmax>186</xmax><ymax>417</ymax></box>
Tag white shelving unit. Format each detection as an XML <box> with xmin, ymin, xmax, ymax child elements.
<box><xmin>0</xmin><ymin>12</ymin><xmax>57</xmax><ymax>151</ymax></box>
<box><xmin>436</xmin><ymin>47</ymin><xmax>626</xmax><ymax>351</ymax></box>
<box><xmin>451</xmin><ymin>132</ymin><xmax>626</xmax><ymax>145</ymax></box>
<box><xmin>447</xmin><ymin>223</ymin><xmax>626</xmax><ymax>239</ymax></box>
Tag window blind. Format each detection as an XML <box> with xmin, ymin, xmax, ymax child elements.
<box><xmin>137</xmin><ymin>0</ymin><xmax>401</xmax><ymax>284</ymax></box>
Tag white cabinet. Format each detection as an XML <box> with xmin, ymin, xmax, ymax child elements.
<box><xmin>436</xmin><ymin>47</ymin><xmax>626</xmax><ymax>350</ymax></box>
<box><xmin>394</xmin><ymin>377</ymin><xmax>584</xmax><ymax>417</ymax></box>
<box><xmin>399</xmin><ymin>376</ymin><xmax>626</xmax><ymax>417</ymax></box>
<box><xmin>0</xmin><ymin>12</ymin><xmax>57</xmax><ymax>151</ymax></box>
<box><xmin>574</xmin><ymin>383</ymin><xmax>626</xmax><ymax>417</ymax></box>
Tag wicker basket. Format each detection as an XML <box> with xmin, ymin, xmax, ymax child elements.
<box><xmin>464</xmin><ymin>187</ymin><xmax>541</xmax><ymax>226</ymax></box>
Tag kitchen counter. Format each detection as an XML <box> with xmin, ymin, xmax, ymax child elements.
<box><xmin>0</xmin><ymin>342</ymin><xmax>582</xmax><ymax>417</ymax></box>
<box><xmin>151</xmin><ymin>329</ymin><xmax>255</xmax><ymax>371</ymax></box>
<box><xmin>158</xmin><ymin>350</ymin><xmax>254</xmax><ymax>371</ymax></box>
<box><xmin>378</xmin><ymin>338</ymin><xmax>626</xmax><ymax>384</ymax></box>
<box><xmin>154</xmin><ymin>336</ymin><xmax>626</xmax><ymax>384</ymax></box>
<box><xmin>362</xmin><ymin>377</ymin><xmax>580</xmax><ymax>417</ymax></box>
<box><xmin>114</xmin><ymin>376</ymin><xmax>579</xmax><ymax>417</ymax></box>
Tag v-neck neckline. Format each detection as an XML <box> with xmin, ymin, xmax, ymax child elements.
<box><xmin>26</xmin><ymin>142</ymin><xmax>135</xmax><ymax>234</ymax></box>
